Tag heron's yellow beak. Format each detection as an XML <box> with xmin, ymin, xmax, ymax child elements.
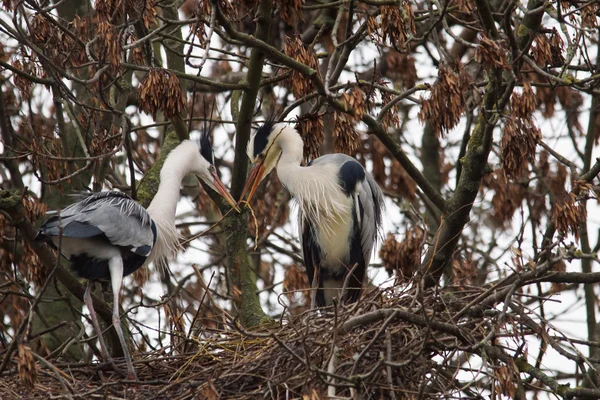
<box><xmin>240</xmin><ymin>162</ymin><xmax>266</xmax><ymax>205</ymax></box>
<box><xmin>210</xmin><ymin>169</ymin><xmax>241</xmax><ymax>213</ymax></box>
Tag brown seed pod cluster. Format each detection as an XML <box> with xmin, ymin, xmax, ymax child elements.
<box><xmin>132</xmin><ymin>39</ymin><xmax>146</xmax><ymax>65</ymax></box>
<box><xmin>295</xmin><ymin>113</ymin><xmax>324</xmax><ymax>161</ymax></box>
<box><xmin>501</xmin><ymin>83</ymin><xmax>540</xmax><ymax>180</ymax></box>
<box><xmin>581</xmin><ymin>3</ymin><xmax>599</xmax><ymax>29</ymax></box>
<box><xmin>249</xmin><ymin>176</ymin><xmax>290</xmax><ymax>237</ymax></box>
<box><xmin>552</xmin><ymin>190</ymin><xmax>586</xmax><ymax>240</ymax></box>
<box><xmin>384</xmin><ymin>52</ymin><xmax>417</xmax><ymax>89</ymax></box>
<box><xmin>379</xmin><ymin>228</ymin><xmax>423</xmax><ymax>283</ymax></box>
<box><xmin>475</xmin><ymin>35</ymin><xmax>510</xmax><ymax>71</ymax></box>
<box><xmin>11</xmin><ymin>59</ymin><xmax>35</xmax><ymax>98</ymax></box>
<box><xmin>334</xmin><ymin>87</ymin><xmax>366</xmax><ymax>154</ymax></box>
<box><xmin>379</xmin><ymin>2</ymin><xmax>416</xmax><ymax>50</ymax></box>
<box><xmin>95</xmin><ymin>0</ymin><xmax>120</xmax><ymax>20</ymax></box>
<box><xmin>89</xmin><ymin>125</ymin><xmax>121</xmax><ymax>156</ymax></box>
<box><xmin>531</xmin><ymin>33</ymin><xmax>565</xmax><ymax>68</ymax></box>
<box><xmin>21</xmin><ymin>195</ymin><xmax>47</xmax><ymax>228</ymax></box>
<box><xmin>483</xmin><ymin>168</ymin><xmax>526</xmax><ymax>228</ymax></box>
<box><xmin>97</xmin><ymin>21</ymin><xmax>122</xmax><ymax>71</ymax></box>
<box><xmin>333</xmin><ymin>112</ymin><xmax>359</xmax><ymax>155</ymax></box>
<box><xmin>359</xmin><ymin>138</ymin><xmax>416</xmax><ymax>200</ymax></box>
<box><xmin>495</xmin><ymin>363</ymin><xmax>519</xmax><ymax>398</ymax></box>
<box><xmin>506</xmin><ymin>123</ymin><xmax>539</xmax><ymax>174</ymax></box>
<box><xmin>512</xmin><ymin>82</ymin><xmax>536</xmax><ymax>119</ymax></box>
<box><xmin>138</xmin><ymin>68</ymin><xmax>186</xmax><ymax>119</ymax></box>
<box><xmin>17</xmin><ymin>343</ymin><xmax>38</xmax><ymax>391</ymax></box>
<box><xmin>29</xmin><ymin>136</ymin><xmax>68</xmax><ymax>185</ymax></box>
<box><xmin>28</xmin><ymin>14</ymin><xmax>86</xmax><ymax>69</ymax></box>
<box><xmin>18</xmin><ymin>196</ymin><xmax>47</xmax><ymax>286</ymax></box>
<box><xmin>283</xmin><ymin>36</ymin><xmax>320</xmax><ymax>99</ymax></box>
<box><xmin>418</xmin><ymin>64</ymin><xmax>470</xmax><ymax>137</ymax></box>
<box><xmin>389</xmin><ymin>158</ymin><xmax>416</xmax><ymax>200</ymax></box>
<box><xmin>283</xmin><ymin>263</ymin><xmax>310</xmax><ymax>305</ymax></box>
<box><xmin>451</xmin><ymin>251</ymin><xmax>477</xmax><ymax>288</ymax></box>
<box><xmin>190</xmin><ymin>0</ymin><xmax>237</xmax><ymax>22</ymax></box>
<box><xmin>379</xmin><ymin>86</ymin><xmax>401</xmax><ymax>131</ymax></box>
<box><xmin>126</xmin><ymin>0</ymin><xmax>156</xmax><ymax>29</ymax></box>
<box><xmin>274</xmin><ymin>0</ymin><xmax>304</xmax><ymax>27</ymax></box>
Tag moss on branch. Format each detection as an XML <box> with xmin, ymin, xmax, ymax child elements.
<box><xmin>422</xmin><ymin>0</ymin><xmax>545</xmax><ymax>288</ymax></box>
<box><xmin>224</xmin><ymin>0</ymin><xmax>273</xmax><ymax>326</ymax></box>
<box><xmin>137</xmin><ymin>130</ymin><xmax>181</xmax><ymax>208</ymax></box>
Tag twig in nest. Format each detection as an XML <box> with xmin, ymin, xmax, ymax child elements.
<box><xmin>240</xmin><ymin>200</ymin><xmax>259</xmax><ymax>250</ymax></box>
<box><xmin>179</xmin><ymin>206</ymin><xmax>238</xmax><ymax>246</ymax></box>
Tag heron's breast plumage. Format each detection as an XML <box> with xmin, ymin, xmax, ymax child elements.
<box><xmin>313</xmin><ymin>205</ymin><xmax>354</xmax><ymax>271</ymax></box>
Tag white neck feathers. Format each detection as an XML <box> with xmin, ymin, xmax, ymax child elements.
<box><xmin>273</xmin><ymin>127</ymin><xmax>351</xmax><ymax>233</ymax></box>
<box><xmin>271</xmin><ymin>124</ymin><xmax>304</xmax><ymax>165</ymax></box>
<box><xmin>146</xmin><ymin>140</ymin><xmax>200</xmax><ymax>262</ymax></box>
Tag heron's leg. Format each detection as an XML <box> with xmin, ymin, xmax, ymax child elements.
<box><xmin>84</xmin><ymin>281</ymin><xmax>121</xmax><ymax>372</ymax></box>
<box><xmin>108</xmin><ymin>256</ymin><xmax>137</xmax><ymax>381</ymax></box>
<box><xmin>310</xmin><ymin>266</ymin><xmax>319</xmax><ymax>310</ymax></box>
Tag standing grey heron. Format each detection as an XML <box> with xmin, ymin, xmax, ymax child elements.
<box><xmin>242</xmin><ymin>122</ymin><xmax>384</xmax><ymax>308</ymax></box>
<box><xmin>36</xmin><ymin>133</ymin><xmax>239</xmax><ymax>379</ymax></box>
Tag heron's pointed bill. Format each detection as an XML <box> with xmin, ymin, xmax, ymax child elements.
<box><xmin>210</xmin><ymin>169</ymin><xmax>241</xmax><ymax>213</ymax></box>
<box><xmin>240</xmin><ymin>162</ymin><xmax>265</xmax><ymax>205</ymax></box>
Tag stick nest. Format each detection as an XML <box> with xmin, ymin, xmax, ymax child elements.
<box><xmin>0</xmin><ymin>284</ymin><xmax>520</xmax><ymax>399</ymax></box>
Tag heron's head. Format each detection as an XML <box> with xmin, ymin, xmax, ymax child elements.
<box><xmin>242</xmin><ymin>121</ymin><xmax>290</xmax><ymax>203</ymax></box>
<box><xmin>195</xmin><ymin>131</ymin><xmax>240</xmax><ymax>212</ymax></box>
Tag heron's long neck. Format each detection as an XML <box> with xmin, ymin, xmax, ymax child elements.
<box><xmin>146</xmin><ymin>141</ymin><xmax>198</xmax><ymax>258</ymax></box>
<box><xmin>274</xmin><ymin>127</ymin><xmax>304</xmax><ymax>191</ymax></box>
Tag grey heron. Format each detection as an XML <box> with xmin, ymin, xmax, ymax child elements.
<box><xmin>242</xmin><ymin>122</ymin><xmax>384</xmax><ymax>308</ymax></box>
<box><xmin>36</xmin><ymin>133</ymin><xmax>239</xmax><ymax>379</ymax></box>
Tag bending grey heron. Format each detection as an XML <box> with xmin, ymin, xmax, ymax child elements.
<box><xmin>36</xmin><ymin>133</ymin><xmax>239</xmax><ymax>379</ymax></box>
<box><xmin>242</xmin><ymin>122</ymin><xmax>384</xmax><ymax>308</ymax></box>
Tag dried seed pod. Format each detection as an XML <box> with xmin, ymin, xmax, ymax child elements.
<box><xmin>283</xmin><ymin>36</ymin><xmax>320</xmax><ymax>99</ymax></box>
<box><xmin>418</xmin><ymin>64</ymin><xmax>470</xmax><ymax>137</ymax></box>
<box><xmin>451</xmin><ymin>251</ymin><xmax>476</xmax><ymax>288</ymax></box>
<box><xmin>379</xmin><ymin>228</ymin><xmax>423</xmax><ymax>283</ymax></box>
<box><xmin>380</xmin><ymin>2</ymin><xmax>416</xmax><ymax>50</ymax></box>
<box><xmin>475</xmin><ymin>35</ymin><xmax>510</xmax><ymax>71</ymax></box>
<box><xmin>501</xmin><ymin>82</ymin><xmax>540</xmax><ymax>180</ymax></box>
<box><xmin>11</xmin><ymin>59</ymin><xmax>34</xmax><ymax>97</ymax></box>
<box><xmin>296</xmin><ymin>114</ymin><xmax>324</xmax><ymax>161</ymax></box>
<box><xmin>17</xmin><ymin>343</ymin><xmax>38</xmax><ymax>391</ymax></box>
<box><xmin>95</xmin><ymin>0</ymin><xmax>121</xmax><ymax>20</ymax></box>
<box><xmin>552</xmin><ymin>191</ymin><xmax>586</xmax><ymax>240</ymax></box>
<box><xmin>581</xmin><ymin>3</ymin><xmax>599</xmax><ymax>29</ymax></box>
<box><xmin>138</xmin><ymin>68</ymin><xmax>186</xmax><ymax>119</ymax></box>
<box><xmin>274</xmin><ymin>0</ymin><xmax>303</xmax><ymax>27</ymax></box>
<box><xmin>97</xmin><ymin>21</ymin><xmax>122</xmax><ymax>71</ymax></box>
<box><xmin>531</xmin><ymin>34</ymin><xmax>553</xmax><ymax>68</ymax></box>
<box><xmin>334</xmin><ymin>88</ymin><xmax>366</xmax><ymax>154</ymax></box>
<box><xmin>483</xmin><ymin>168</ymin><xmax>526</xmax><ymax>227</ymax></box>
<box><xmin>283</xmin><ymin>263</ymin><xmax>310</xmax><ymax>304</ymax></box>
<box><xmin>248</xmin><ymin>174</ymin><xmax>289</xmax><ymax>238</ymax></box>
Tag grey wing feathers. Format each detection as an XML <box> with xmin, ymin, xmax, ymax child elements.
<box><xmin>310</xmin><ymin>153</ymin><xmax>385</xmax><ymax>264</ymax></box>
<box><xmin>41</xmin><ymin>191</ymin><xmax>155</xmax><ymax>256</ymax></box>
<box><xmin>310</xmin><ymin>153</ymin><xmax>355</xmax><ymax>168</ymax></box>
<box><xmin>356</xmin><ymin>170</ymin><xmax>384</xmax><ymax>265</ymax></box>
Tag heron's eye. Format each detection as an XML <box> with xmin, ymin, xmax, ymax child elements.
<box><xmin>209</xmin><ymin>165</ymin><xmax>216</xmax><ymax>173</ymax></box>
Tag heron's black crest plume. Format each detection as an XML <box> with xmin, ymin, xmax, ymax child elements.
<box><xmin>199</xmin><ymin>100</ymin><xmax>217</xmax><ymax>165</ymax></box>
<box><xmin>253</xmin><ymin>120</ymin><xmax>276</xmax><ymax>158</ymax></box>
<box><xmin>200</xmin><ymin>130</ymin><xmax>215</xmax><ymax>165</ymax></box>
